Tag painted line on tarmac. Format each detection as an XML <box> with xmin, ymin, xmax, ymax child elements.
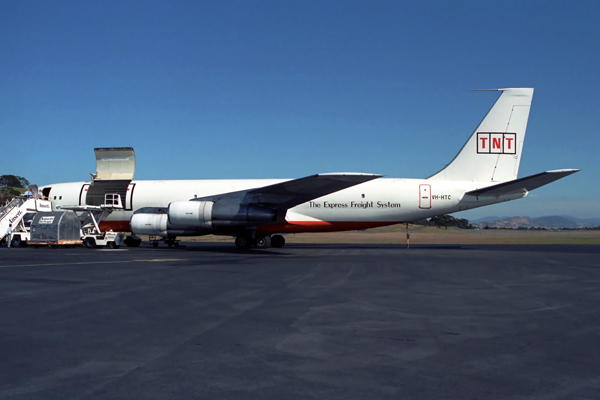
<box><xmin>0</xmin><ymin>259</ymin><xmax>187</xmax><ymax>268</ymax></box>
<box><xmin>98</xmin><ymin>249</ymin><xmax>130</xmax><ymax>251</ymax></box>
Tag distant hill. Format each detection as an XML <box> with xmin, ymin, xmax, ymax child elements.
<box><xmin>474</xmin><ymin>216</ymin><xmax>542</xmax><ymax>229</ymax></box>
<box><xmin>473</xmin><ymin>215</ymin><xmax>600</xmax><ymax>229</ymax></box>
<box><xmin>470</xmin><ymin>216</ymin><xmax>511</xmax><ymax>224</ymax></box>
<box><xmin>567</xmin><ymin>216</ymin><xmax>600</xmax><ymax>226</ymax></box>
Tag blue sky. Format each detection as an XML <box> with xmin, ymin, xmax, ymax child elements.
<box><xmin>1</xmin><ymin>0</ymin><xmax>598</xmax><ymax>220</ymax></box>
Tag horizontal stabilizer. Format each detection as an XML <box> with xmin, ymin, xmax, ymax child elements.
<box><xmin>465</xmin><ymin>169</ymin><xmax>580</xmax><ymax>197</ymax></box>
<box><xmin>196</xmin><ymin>173</ymin><xmax>382</xmax><ymax>210</ymax></box>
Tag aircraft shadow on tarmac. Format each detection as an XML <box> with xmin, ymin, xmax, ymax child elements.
<box><xmin>137</xmin><ymin>242</ymin><xmax>600</xmax><ymax>254</ymax></box>
<box><xmin>137</xmin><ymin>242</ymin><xmax>465</xmax><ymax>254</ymax></box>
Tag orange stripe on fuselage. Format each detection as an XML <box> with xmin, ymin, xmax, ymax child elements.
<box><xmin>98</xmin><ymin>219</ymin><xmax>402</xmax><ymax>235</ymax></box>
<box><xmin>99</xmin><ymin>220</ymin><xmax>132</xmax><ymax>232</ymax></box>
<box><xmin>257</xmin><ymin>221</ymin><xmax>402</xmax><ymax>234</ymax></box>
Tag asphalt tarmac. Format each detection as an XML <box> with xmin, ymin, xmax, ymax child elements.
<box><xmin>1</xmin><ymin>243</ymin><xmax>599</xmax><ymax>400</ymax></box>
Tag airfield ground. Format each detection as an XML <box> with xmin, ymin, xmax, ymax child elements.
<box><xmin>181</xmin><ymin>225</ymin><xmax>600</xmax><ymax>246</ymax></box>
<box><xmin>2</xmin><ymin>243</ymin><xmax>600</xmax><ymax>399</ymax></box>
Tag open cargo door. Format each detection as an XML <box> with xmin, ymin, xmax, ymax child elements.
<box><xmin>94</xmin><ymin>147</ymin><xmax>135</xmax><ymax>180</ymax></box>
<box><xmin>85</xmin><ymin>148</ymin><xmax>136</xmax><ymax>207</ymax></box>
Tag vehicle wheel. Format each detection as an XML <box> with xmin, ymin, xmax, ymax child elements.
<box><xmin>271</xmin><ymin>235</ymin><xmax>285</xmax><ymax>248</ymax></box>
<box><xmin>167</xmin><ymin>241</ymin><xmax>173</xmax><ymax>248</ymax></box>
<box><xmin>108</xmin><ymin>241</ymin><xmax>120</xmax><ymax>249</ymax></box>
<box><xmin>255</xmin><ymin>235</ymin><xmax>271</xmax><ymax>249</ymax></box>
<box><xmin>11</xmin><ymin>236</ymin><xmax>21</xmax><ymax>248</ymax></box>
<box><xmin>153</xmin><ymin>241</ymin><xmax>159</xmax><ymax>248</ymax></box>
<box><xmin>84</xmin><ymin>237</ymin><xmax>97</xmax><ymax>249</ymax></box>
<box><xmin>235</xmin><ymin>235</ymin><xmax>252</xmax><ymax>249</ymax></box>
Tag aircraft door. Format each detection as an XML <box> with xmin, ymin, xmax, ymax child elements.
<box><xmin>125</xmin><ymin>183</ymin><xmax>136</xmax><ymax>211</ymax></box>
<box><xmin>79</xmin><ymin>184</ymin><xmax>90</xmax><ymax>206</ymax></box>
<box><xmin>419</xmin><ymin>184</ymin><xmax>431</xmax><ymax>209</ymax></box>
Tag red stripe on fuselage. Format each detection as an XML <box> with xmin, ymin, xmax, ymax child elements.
<box><xmin>99</xmin><ymin>220</ymin><xmax>132</xmax><ymax>232</ymax></box>
<box><xmin>257</xmin><ymin>221</ymin><xmax>401</xmax><ymax>234</ymax></box>
<box><xmin>99</xmin><ymin>220</ymin><xmax>402</xmax><ymax>234</ymax></box>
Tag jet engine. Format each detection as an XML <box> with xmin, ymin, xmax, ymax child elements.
<box><xmin>129</xmin><ymin>213</ymin><xmax>199</xmax><ymax>237</ymax></box>
<box><xmin>168</xmin><ymin>200</ymin><xmax>214</xmax><ymax>228</ymax></box>
<box><xmin>130</xmin><ymin>200</ymin><xmax>276</xmax><ymax>237</ymax></box>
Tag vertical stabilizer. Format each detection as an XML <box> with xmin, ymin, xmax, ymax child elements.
<box><xmin>428</xmin><ymin>88</ymin><xmax>533</xmax><ymax>182</ymax></box>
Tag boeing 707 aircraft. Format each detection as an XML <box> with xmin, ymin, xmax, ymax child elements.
<box><xmin>41</xmin><ymin>88</ymin><xmax>579</xmax><ymax>248</ymax></box>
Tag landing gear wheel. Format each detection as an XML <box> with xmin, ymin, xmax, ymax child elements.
<box><xmin>271</xmin><ymin>235</ymin><xmax>285</xmax><ymax>248</ymax></box>
<box><xmin>84</xmin><ymin>237</ymin><xmax>97</xmax><ymax>249</ymax></box>
<box><xmin>124</xmin><ymin>236</ymin><xmax>142</xmax><ymax>247</ymax></box>
<box><xmin>255</xmin><ymin>235</ymin><xmax>271</xmax><ymax>249</ymax></box>
<box><xmin>235</xmin><ymin>235</ymin><xmax>252</xmax><ymax>249</ymax></box>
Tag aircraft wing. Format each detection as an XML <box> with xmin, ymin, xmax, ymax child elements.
<box><xmin>195</xmin><ymin>173</ymin><xmax>382</xmax><ymax>211</ymax></box>
<box><xmin>465</xmin><ymin>169</ymin><xmax>580</xmax><ymax>197</ymax></box>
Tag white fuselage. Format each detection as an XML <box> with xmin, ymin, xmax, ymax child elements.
<box><xmin>38</xmin><ymin>89</ymin><xmax>540</xmax><ymax>237</ymax></box>
<box><xmin>42</xmin><ymin>178</ymin><xmax>523</xmax><ymax>234</ymax></box>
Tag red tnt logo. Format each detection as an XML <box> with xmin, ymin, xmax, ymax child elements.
<box><xmin>477</xmin><ymin>133</ymin><xmax>516</xmax><ymax>154</ymax></box>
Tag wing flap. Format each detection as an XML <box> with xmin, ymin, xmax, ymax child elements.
<box><xmin>465</xmin><ymin>169</ymin><xmax>580</xmax><ymax>197</ymax></box>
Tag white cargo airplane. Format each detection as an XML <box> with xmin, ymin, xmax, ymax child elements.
<box><xmin>41</xmin><ymin>88</ymin><xmax>578</xmax><ymax>248</ymax></box>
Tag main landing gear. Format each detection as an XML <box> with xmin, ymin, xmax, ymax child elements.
<box><xmin>235</xmin><ymin>234</ymin><xmax>285</xmax><ymax>249</ymax></box>
<box><xmin>123</xmin><ymin>236</ymin><xmax>142</xmax><ymax>247</ymax></box>
<box><xmin>147</xmin><ymin>236</ymin><xmax>181</xmax><ymax>248</ymax></box>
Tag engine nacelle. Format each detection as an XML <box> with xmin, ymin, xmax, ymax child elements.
<box><xmin>130</xmin><ymin>213</ymin><xmax>169</xmax><ymax>237</ymax></box>
<box><xmin>211</xmin><ymin>202</ymin><xmax>276</xmax><ymax>227</ymax></box>
<box><xmin>131</xmin><ymin>200</ymin><xmax>276</xmax><ymax>237</ymax></box>
<box><xmin>130</xmin><ymin>213</ymin><xmax>202</xmax><ymax>237</ymax></box>
<box><xmin>168</xmin><ymin>200</ymin><xmax>276</xmax><ymax>229</ymax></box>
<box><xmin>168</xmin><ymin>201</ymin><xmax>214</xmax><ymax>229</ymax></box>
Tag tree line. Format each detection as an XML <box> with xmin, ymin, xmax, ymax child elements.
<box><xmin>0</xmin><ymin>175</ymin><xmax>30</xmax><ymax>188</ymax></box>
<box><xmin>413</xmin><ymin>215</ymin><xmax>473</xmax><ymax>229</ymax></box>
<box><xmin>0</xmin><ymin>175</ymin><xmax>30</xmax><ymax>204</ymax></box>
